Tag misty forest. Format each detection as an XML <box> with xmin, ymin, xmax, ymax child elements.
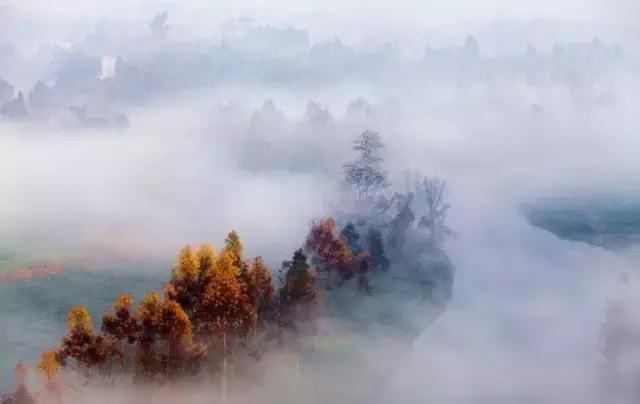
<box><xmin>1</xmin><ymin>1</ymin><xmax>640</xmax><ymax>403</ymax></box>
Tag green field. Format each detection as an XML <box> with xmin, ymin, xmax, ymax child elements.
<box><xmin>0</xmin><ymin>263</ymin><xmax>167</xmax><ymax>390</ymax></box>
<box><xmin>524</xmin><ymin>198</ymin><xmax>640</xmax><ymax>249</ymax></box>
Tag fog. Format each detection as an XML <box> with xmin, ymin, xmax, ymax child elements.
<box><xmin>1</xmin><ymin>0</ymin><xmax>640</xmax><ymax>402</ymax></box>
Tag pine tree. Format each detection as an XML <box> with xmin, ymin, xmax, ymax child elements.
<box><xmin>367</xmin><ymin>228</ymin><xmax>390</xmax><ymax>272</ymax></box>
<box><xmin>279</xmin><ymin>249</ymin><xmax>317</xmax><ymax>329</ymax></box>
<box><xmin>343</xmin><ymin>131</ymin><xmax>389</xmax><ymax>200</ymax></box>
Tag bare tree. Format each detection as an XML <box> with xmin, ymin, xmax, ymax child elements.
<box><xmin>416</xmin><ymin>177</ymin><xmax>452</xmax><ymax>242</ymax></box>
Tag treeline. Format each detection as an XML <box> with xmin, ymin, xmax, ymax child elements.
<box><xmin>1</xmin><ymin>130</ymin><xmax>452</xmax><ymax>403</ymax></box>
<box><xmin>1</xmin><ymin>217</ymin><xmax>393</xmax><ymax>404</ymax></box>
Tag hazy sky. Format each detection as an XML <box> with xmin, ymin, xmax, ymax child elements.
<box><xmin>2</xmin><ymin>0</ymin><xmax>638</xmax><ymax>53</ymax></box>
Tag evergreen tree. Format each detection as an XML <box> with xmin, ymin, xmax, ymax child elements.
<box><xmin>279</xmin><ymin>249</ymin><xmax>317</xmax><ymax>329</ymax></box>
<box><xmin>343</xmin><ymin>131</ymin><xmax>389</xmax><ymax>200</ymax></box>
<box><xmin>340</xmin><ymin>222</ymin><xmax>361</xmax><ymax>253</ymax></box>
<box><xmin>367</xmin><ymin>228</ymin><xmax>390</xmax><ymax>272</ymax></box>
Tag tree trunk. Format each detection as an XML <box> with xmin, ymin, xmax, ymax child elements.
<box><xmin>222</xmin><ymin>331</ymin><xmax>227</xmax><ymax>403</ymax></box>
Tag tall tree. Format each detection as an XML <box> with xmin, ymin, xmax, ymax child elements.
<box><xmin>387</xmin><ymin>192</ymin><xmax>415</xmax><ymax>250</ymax></box>
<box><xmin>367</xmin><ymin>228</ymin><xmax>390</xmax><ymax>272</ymax></box>
<box><xmin>37</xmin><ymin>350</ymin><xmax>63</xmax><ymax>404</ymax></box>
<box><xmin>223</xmin><ymin>231</ymin><xmax>243</xmax><ymax>265</ymax></box>
<box><xmin>135</xmin><ymin>293</ymin><xmax>162</xmax><ymax>381</ymax></box>
<box><xmin>198</xmin><ymin>250</ymin><xmax>251</xmax><ymax>399</ymax></box>
<box><xmin>167</xmin><ymin>244</ymin><xmax>213</xmax><ymax>319</ymax></box>
<box><xmin>279</xmin><ymin>249</ymin><xmax>317</xmax><ymax>329</ymax></box>
<box><xmin>196</xmin><ymin>244</ymin><xmax>216</xmax><ymax>279</ymax></box>
<box><xmin>155</xmin><ymin>300</ymin><xmax>205</xmax><ymax>378</ymax></box>
<box><xmin>133</xmin><ymin>292</ymin><xmax>205</xmax><ymax>381</ymax></box>
<box><xmin>246</xmin><ymin>257</ymin><xmax>276</xmax><ymax>329</ymax></box>
<box><xmin>101</xmin><ymin>293</ymin><xmax>141</xmax><ymax>375</ymax></box>
<box><xmin>343</xmin><ymin>130</ymin><xmax>389</xmax><ymax>200</ymax></box>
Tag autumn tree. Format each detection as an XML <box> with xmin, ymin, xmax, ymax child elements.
<box><xmin>101</xmin><ymin>293</ymin><xmax>141</xmax><ymax>374</ymax></box>
<box><xmin>31</xmin><ymin>225</ymin><xmax>380</xmax><ymax>394</ymax></box>
<box><xmin>37</xmin><ymin>350</ymin><xmax>63</xmax><ymax>404</ymax></box>
<box><xmin>197</xmin><ymin>250</ymin><xmax>251</xmax><ymax>340</ymax></box>
<box><xmin>343</xmin><ymin>130</ymin><xmax>389</xmax><ymax>200</ymax></box>
<box><xmin>133</xmin><ymin>292</ymin><xmax>205</xmax><ymax>381</ymax></box>
<box><xmin>102</xmin><ymin>293</ymin><xmax>141</xmax><ymax>345</ymax></box>
<box><xmin>59</xmin><ymin>306</ymin><xmax>118</xmax><ymax>376</ymax></box>
<box><xmin>174</xmin><ymin>245</ymin><xmax>199</xmax><ymax>279</ymax></box>
<box><xmin>232</xmin><ymin>256</ymin><xmax>277</xmax><ymax>366</ymax></box>
<box><xmin>167</xmin><ymin>245</ymin><xmax>206</xmax><ymax>318</ymax></box>
<box><xmin>196</xmin><ymin>244</ymin><xmax>217</xmax><ymax>279</ymax></box>
<box><xmin>135</xmin><ymin>292</ymin><xmax>162</xmax><ymax>381</ymax></box>
<box><xmin>223</xmin><ymin>231</ymin><xmax>243</xmax><ymax>265</ymax></box>
<box><xmin>155</xmin><ymin>300</ymin><xmax>205</xmax><ymax>378</ymax></box>
<box><xmin>305</xmin><ymin>218</ymin><xmax>356</xmax><ymax>285</ymax></box>
<box><xmin>197</xmin><ymin>249</ymin><xmax>252</xmax><ymax>398</ymax></box>
<box><xmin>245</xmin><ymin>257</ymin><xmax>276</xmax><ymax>329</ymax></box>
